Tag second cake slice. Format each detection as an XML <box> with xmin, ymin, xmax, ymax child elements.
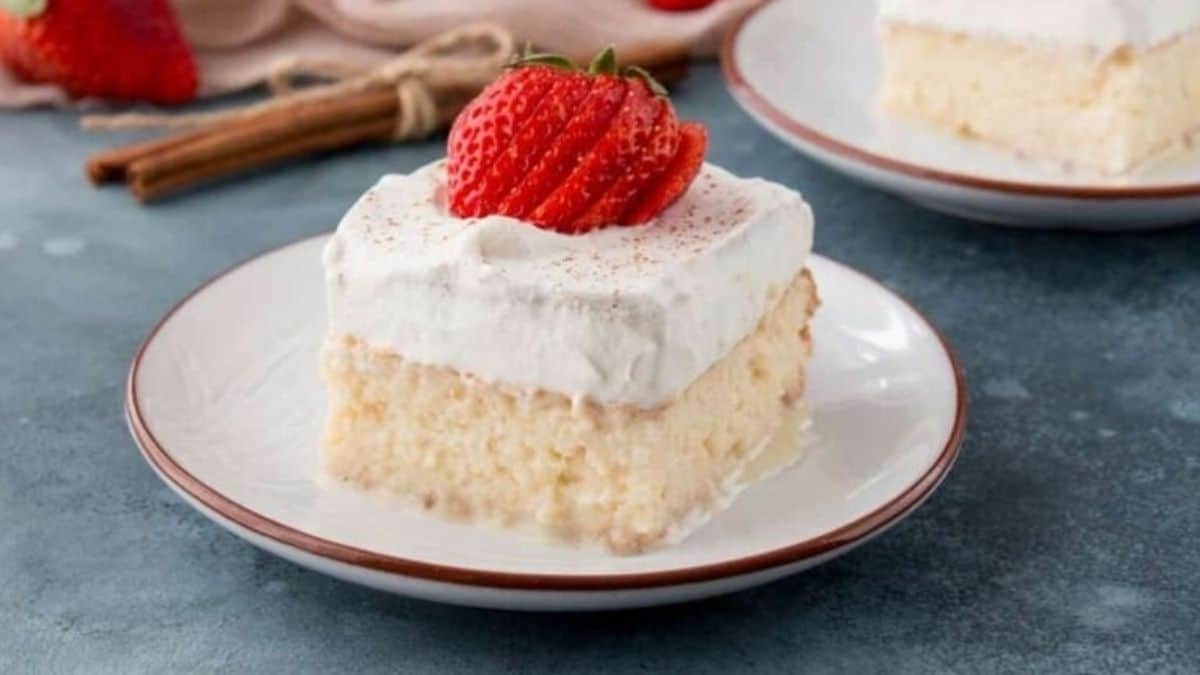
<box><xmin>879</xmin><ymin>0</ymin><xmax>1200</xmax><ymax>174</ymax></box>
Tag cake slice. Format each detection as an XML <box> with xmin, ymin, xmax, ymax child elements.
<box><xmin>320</xmin><ymin>48</ymin><xmax>818</xmax><ymax>553</ymax></box>
<box><xmin>878</xmin><ymin>0</ymin><xmax>1200</xmax><ymax>174</ymax></box>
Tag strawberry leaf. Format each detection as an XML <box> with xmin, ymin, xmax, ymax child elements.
<box><xmin>623</xmin><ymin>66</ymin><xmax>669</xmax><ymax>97</ymax></box>
<box><xmin>507</xmin><ymin>45</ymin><xmax>578</xmax><ymax>72</ymax></box>
<box><xmin>587</xmin><ymin>46</ymin><xmax>618</xmax><ymax>76</ymax></box>
<box><xmin>0</xmin><ymin>0</ymin><xmax>46</xmax><ymax>19</ymax></box>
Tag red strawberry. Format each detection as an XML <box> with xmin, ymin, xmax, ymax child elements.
<box><xmin>446</xmin><ymin>46</ymin><xmax>707</xmax><ymax>234</ymax></box>
<box><xmin>529</xmin><ymin>78</ymin><xmax>663</xmax><ymax>232</ymax></box>
<box><xmin>446</xmin><ymin>66</ymin><xmax>562</xmax><ymax>217</ymax></box>
<box><xmin>647</xmin><ymin>0</ymin><xmax>717</xmax><ymax>11</ymax></box>
<box><xmin>469</xmin><ymin>70</ymin><xmax>592</xmax><ymax>217</ymax></box>
<box><xmin>494</xmin><ymin>74</ymin><xmax>626</xmax><ymax>220</ymax></box>
<box><xmin>0</xmin><ymin>0</ymin><xmax>197</xmax><ymax>104</ymax></box>
<box><xmin>621</xmin><ymin>122</ymin><xmax>708</xmax><ymax>225</ymax></box>
<box><xmin>575</xmin><ymin>101</ymin><xmax>680</xmax><ymax>231</ymax></box>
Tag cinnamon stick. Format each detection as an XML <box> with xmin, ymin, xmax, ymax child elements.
<box><xmin>127</xmin><ymin>94</ymin><xmax>472</xmax><ymax>203</ymax></box>
<box><xmin>128</xmin><ymin>115</ymin><xmax>397</xmax><ymax>202</ymax></box>
<box><xmin>87</xmin><ymin>125</ymin><xmax>221</xmax><ymax>185</ymax></box>
<box><xmin>109</xmin><ymin>88</ymin><xmax>400</xmax><ymax>186</ymax></box>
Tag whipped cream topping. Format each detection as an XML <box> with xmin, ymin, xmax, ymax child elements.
<box><xmin>323</xmin><ymin>161</ymin><xmax>813</xmax><ymax>408</ymax></box>
<box><xmin>878</xmin><ymin>0</ymin><xmax>1200</xmax><ymax>50</ymax></box>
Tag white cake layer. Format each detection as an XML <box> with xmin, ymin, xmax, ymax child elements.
<box><xmin>880</xmin><ymin>23</ymin><xmax>1200</xmax><ymax>174</ymax></box>
<box><xmin>878</xmin><ymin>0</ymin><xmax>1200</xmax><ymax>51</ymax></box>
<box><xmin>323</xmin><ymin>162</ymin><xmax>814</xmax><ymax>408</ymax></box>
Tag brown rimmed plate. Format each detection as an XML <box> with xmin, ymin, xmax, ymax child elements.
<box><xmin>126</xmin><ymin>235</ymin><xmax>966</xmax><ymax>611</ymax></box>
<box><xmin>722</xmin><ymin>0</ymin><xmax>1200</xmax><ymax>229</ymax></box>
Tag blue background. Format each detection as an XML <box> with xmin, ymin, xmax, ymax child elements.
<box><xmin>2</xmin><ymin>63</ymin><xmax>1198</xmax><ymax>673</ymax></box>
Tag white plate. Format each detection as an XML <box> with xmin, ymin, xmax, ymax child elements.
<box><xmin>722</xmin><ymin>0</ymin><xmax>1200</xmax><ymax>230</ymax></box>
<box><xmin>126</xmin><ymin>235</ymin><xmax>966</xmax><ymax>611</ymax></box>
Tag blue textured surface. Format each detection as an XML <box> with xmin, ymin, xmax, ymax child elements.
<box><xmin>2</xmin><ymin>63</ymin><xmax>1199</xmax><ymax>673</ymax></box>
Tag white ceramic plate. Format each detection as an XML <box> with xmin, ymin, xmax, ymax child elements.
<box><xmin>126</xmin><ymin>235</ymin><xmax>966</xmax><ymax>611</ymax></box>
<box><xmin>722</xmin><ymin>0</ymin><xmax>1200</xmax><ymax>230</ymax></box>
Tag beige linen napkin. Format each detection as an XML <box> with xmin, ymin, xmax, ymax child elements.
<box><xmin>0</xmin><ymin>0</ymin><xmax>756</xmax><ymax>107</ymax></box>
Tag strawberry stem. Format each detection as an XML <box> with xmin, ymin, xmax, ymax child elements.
<box><xmin>507</xmin><ymin>44</ymin><xmax>668</xmax><ymax>96</ymax></box>
<box><xmin>587</xmin><ymin>46</ymin><xmax>618</xmax><ymax>76</ymax></box>
<box><xmin>0</xmin><ymin>0</ymin><xmax>46</xmax><ymax>19</ymax></box>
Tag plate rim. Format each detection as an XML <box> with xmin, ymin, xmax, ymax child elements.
<box><xmin>721</xmin><ymin>0</ymin><xmax>1200</xmax><ymax>201</ymax></box>
<box><xmin>125</xmin><ymin>233</ymin><xmax>967</xmax><ymax>592</ymax></box>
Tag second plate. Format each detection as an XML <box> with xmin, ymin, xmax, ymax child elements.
<box><xmin>722</xmin><ymin>0</ymin><xmax>1200</xmax><ymax>229</ymax></box>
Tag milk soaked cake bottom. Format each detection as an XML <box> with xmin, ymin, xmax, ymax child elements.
<box><xmin>321</xmin><ymin>270</ymin><xmax>818</xmax><ymax>554</ymax></box>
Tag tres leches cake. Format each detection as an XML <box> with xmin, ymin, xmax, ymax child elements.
<box><xmin>878</xmin><ymin>0</ymin><xmax>1200</xmax><ymax>174</ymax></box>
<box><xmin>321</xmin><ymin>48</ymin><xmax>818</xmax><ymax>553</ymax></box>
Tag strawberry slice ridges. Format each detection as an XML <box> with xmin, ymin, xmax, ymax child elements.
<box><xmin>472</xmin><ymin>71</ymin><xmax>593</xmax><ymax>215</ymax></box>
<box><xmin>620</xmin><ymin>122</ymin><xmax>708</xmax><ymax>225</ymax></box>
<box><xmin>495</xmin><ymin>76</ymin><xmax>628</xmax><ymax>220</ymax></box>
<box><xmin>447</xmin><ymin>67</ymin><xmax>559</xmax><ymax>217</ymax></box>
<box><xmin>528</xmin><ymin>80</ymin><xmax>662</xmax><ymax>232</ymax></box>
<box><xmin>572</xmin><ymin>99</ymin><xmax>680</xmax><ymax>231</ymax></box>
<box><xmin>444</xmin><ymin>46</ymin><xmax>708</xmax><ymax>233</ymax></box>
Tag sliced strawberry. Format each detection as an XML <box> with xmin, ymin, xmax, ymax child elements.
<box><xmin>620</xmin><ymin>122</ymin><xmax>707</xmax><ymax>225</ymax></box>
<box><xmin>494</xmin><ymin>75</ymin><xmax>628</xmax><ymax>220</ymax></box>
<box><xmin>571</xmin><ymin>99</ymin><xmax>680</xmax><ymax>231</ymax></box>
<box><xmin>471</xmin><ymin>71</ymin><xmax>593</xmax><ymax>215</ymax></box>
<box><xmin>446</xmin><ymin>66</ymin><xmax>560</xmax><ymax>217</ymax></box>
<box><xmin>444</xmin><ymin>46</ymin><xmax>708</xmax><ymax>232</ymax></box>
<box><xmin>528</xmin><ymin>80</ymin><xmax>662</xmax><ymax>232</ymax></box>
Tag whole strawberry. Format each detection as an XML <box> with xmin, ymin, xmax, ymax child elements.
<box><xmin>447</xmin><ymin>46</ymin><xmax>708</xmax><ymax>234</ymax></box>
<box><xmin>0</xmin><ymin>0</ymin><xmax>197</xmax><ymax>104</ymax></box>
